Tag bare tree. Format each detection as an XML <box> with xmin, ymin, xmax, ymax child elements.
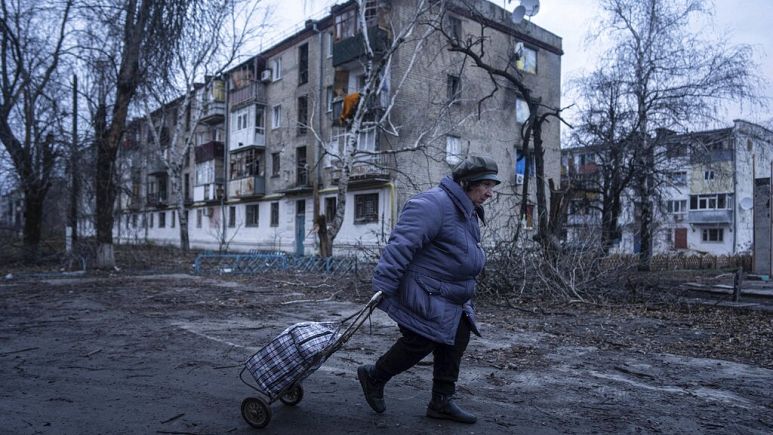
<box><xmin>82</xmin><ymin>0</ymin><xmax>191</xmax><ymax>268</ymax></box>
<box><xmin>0</xmin><ymin>0</ymin><xmax>74</xmax><ymax>260</ymax></box>
<box><xmin>568</xmin><ymin>69</ymin><xmax>638</xmax><ymax>253</ymax></box>
<box><xmin>591</xmin><ymin>0</ymin><xmax>761</xmax><ymax>269</ymax></box>
<box><xmin>138</xmin><ymin>0</ymin><xmax>270</xmax><ymax>253</ymax></box>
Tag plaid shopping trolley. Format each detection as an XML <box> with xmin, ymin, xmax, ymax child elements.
<box><xmin>239</xmin><ymin>291</ymin><xmax>382</xmax><ymax>429</ymax></box>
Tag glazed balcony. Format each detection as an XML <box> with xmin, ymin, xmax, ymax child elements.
<box><xmin>332</xmin><ymin>26</ymin><xmax>390</xmax><ymax>68</ymax></box>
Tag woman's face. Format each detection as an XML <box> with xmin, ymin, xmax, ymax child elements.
<box><xmin>466</xmin><ymin>180</ymin><xmax>497</xmax><ymax>207</ymax></box>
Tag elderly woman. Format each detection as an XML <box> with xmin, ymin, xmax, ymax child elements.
<box><xmin>357</xmin><ymin>155</ymin><xmax>500</xmax><ymax>424</ymax></box>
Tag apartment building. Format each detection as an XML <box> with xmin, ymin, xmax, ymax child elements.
<box><xmin>115</xmin><ymin>0</ymin><xmax>563</xmax><ymax>254</ymax></box>
<box><xmin>562</xmin><ymin>120</ymin><xmax>773</xmax><ymax>258</ymax></box>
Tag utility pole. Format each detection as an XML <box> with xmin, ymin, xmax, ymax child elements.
<box><xmin>69</xmin><ymin>74</ymin><xmax>79</xmax><ymax>244</ymax></box>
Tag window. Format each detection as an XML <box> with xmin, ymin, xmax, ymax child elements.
<box><xmin>354</xmin><ymin>193</ymin><xmax>379</xmax><ymax>224</ymax></box>
<box><xmin>669</xmin><ymin>171</ymin><xmax>687</xmax><ymax>186</ymax></box>
<box><xmin>297</xmin><ymin>96</ymin><xmax>308</xmax><ymax>135</ymax></box>
<box><xmin>525</xmin><ymin>204</ymin><xmax>534</xmax><ymax>229</ymax></box>
<box><xmin>446</xmin><ymin>135</ymin><xmax>462</xmax><ymax>165</ymax></box>
<box><xmin>149</xmin><ymin>212</ymin><xmax>154</xmax><ymax>228</ymax></box>
<box><xmin>270</xmin><ymin>202</ymin><xmax>279</xmax><ymax>227</ymax></box>
<box><xmin>704</xmin><ymin>170</ymin><xmax>715</xmax><ymax>180</ymax></box>
<box><xmin>446</xmin><ymin>74</ymin><xmax>460</xmax><ymax>102</ymax></box>
<box><xmin>171</xmin><ymin>210</ymin><xmax>176</xmax><ymax>228</ymax></box>
<box><xmin>132</xmin><ymin>214</ymin><xmax>137</xmax><ymax>228</ymax></box>
<box><xmin>196</xmin><ymin>209</ymin><xmax>202</xmax><ymax>228</ymax></box>
<box><xmin>516</xmin><ymin>46</ymin><xmax>537</xmax><ymax>74</ymax></box>
<box><xmin>246</xmin><ymin>204</ymin><xmax>259</xmax><ymax>227</ymax></box>
<box><xmin>690</xmin><ymin>193</ymin><xmax>731</xmax><ymax>210</ymax></box>
<box><xmin>296</xmin><ymin>146</ymin><xmax>308</xmax><ymax>185</ymax></box>
<box><xmin>272</xmin><ymin>57</ymin><xmax>282</xmax><ymax>81</ymax></box>
<box><xmin>666</xmin><ymin>200</ymin><xmax>688</xmax><ymax>221</ymax></box>
<box><xmin>271</xmin><ymin>152</ymin><xmax>280</xmax><ymax>177</ymax></box>
<box><xmin>357</xmin><ymin>126</ymin><xmax>377</xmax><ymax>152</ymax></box>
<box><xmin>702</xmin><ymin>228</ymin><xmax>724</xmax><ymax>242</ymax></box>
<box><xmin>230</xmin><ymin>149</ymin><xmax>261</xmax><ymax>179</ymax></box>
<box><xmin>196</xmin><ymin>160</ymin><xmax>215</xmax><ymax>185</ymax></box>
<box><xmin>335</xmin><ymin>9</ymin><xmax>356</xmax><ymax>41</ymax></box>
<box><xmin>255</xmin><ymin>105</ymin><xmax>265</xmax><ymax>136</ymax></box>
<box><xmin>516</xmin><ymin>97</ymin><xmax>530</xmax><ymax>123</ymax></box>
<box><xmin>272</xmin><ymin>105</ymin><xmax>281</xmax><ymax>129</ymax></box>
<box><xmin>448</xmin><ymin>15</ymin><xmax>462</xmax><ymax>42</ymax></box>
<box><xmin>325</xmin><ymin>197</ymin><xmax>337</xmax><ymax>223</ymax></box>
<box><xmin>327</xmin><ymin>32</ymin><xmax>334</xmax><ymax>58</ymax></box>
<box><xmin>326</xmin><ymin>86</ymin><xmax>334</xmax><ymax>112</ymax></box>
<box><xmin>516</xmin><ymin>150</ymin><xmax>535</xmax><ymax>178</ymax></box>
<box><xmin>228</xmin><ymin>206</ymin><xmax>236</xmax><ymax>228</ymax></box>
<box><xmin>159</xmin><ymin>211</ymin><xmax>166</xmax><ymax>228</ymax></box>
<box><xmin>298</xmin><ymin>43</ymin><xmax>309</xmax><ymax>85</ymax></box>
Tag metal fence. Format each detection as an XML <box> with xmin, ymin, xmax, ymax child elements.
<box><xmin>193</xmin><ymin>251</ymin><xmax>363</xmax><ymax>275</ymax></box>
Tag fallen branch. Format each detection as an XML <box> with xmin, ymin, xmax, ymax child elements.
<box><xmin>281</xmin><ymin>290</ymin><xmax>343</xmax><ymax>305</ymax></box>
<box><xmin>0</xmin><ymin>347</ymin><xmax>39</xmax><ymax>356</ymax></box>
<box><xmin>160</xmin><ymin>413</ymin><xmax>185</xmax><ymax>424</ymax></box>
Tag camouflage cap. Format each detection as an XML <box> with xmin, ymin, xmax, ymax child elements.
<box><xmin>452</xmin><ymin>155</ymin><xmax>501</xmax><ymax>185</ymax></box>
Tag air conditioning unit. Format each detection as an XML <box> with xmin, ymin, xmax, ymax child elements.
<box><xmin>260</xmin><ymin>69</ymin><xmax>272</xmax><ymax>82</ymax></box>
<box><xmin>516</xmin><ymin>173</ymin><xmax>524</xmax><ymax>184</ymax></box>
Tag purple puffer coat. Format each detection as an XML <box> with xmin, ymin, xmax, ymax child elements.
<box><xmin>372</xmin><ymin>176</ymin><xmax>485</xmax><ymax>345</ymax></box>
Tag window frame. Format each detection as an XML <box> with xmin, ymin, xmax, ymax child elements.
<box><xmin>354</xmin><ymin>193</ymin><xmax>379</xmax><ymax>224</ymax></box>
<box><xmin>446</xmin><ymin>135</ymin><xmax>462</xmax><ymax>165</ymax></box>
<box><xmin>272</xmin><ymin>104</ymin><xmax>281</xmax><ymax>129</ymax></box>
<box><xmin>245</xmin><ymin>204</ymin><xmax>259</xmax><ymax>227</ymax></box>
<box><xmin>270</xmin><ymin>202</ymin><xmax>279</xmax><ymax>227</ymax></box>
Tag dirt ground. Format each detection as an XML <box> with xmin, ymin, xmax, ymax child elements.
<box><xmin>1</xmin><ymin>266</ymin><xmax>771</xmax><ymax>434</ymax></box>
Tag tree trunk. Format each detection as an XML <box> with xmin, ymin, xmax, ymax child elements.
<box><xmin>22</xmin><ymin>186</ymin><xmax>46</xmax><ymax>262</ymax></box>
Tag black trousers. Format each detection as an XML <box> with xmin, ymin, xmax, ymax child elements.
<box><xmin>373</xmin><ymin>315</ymin><xmax>471</xmax><ymax>396</ymax></box>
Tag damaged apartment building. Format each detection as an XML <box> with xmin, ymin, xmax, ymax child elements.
<box><xmin>112</xmin><ymin>0</ymin><xmax>563</xmax><ymax>254</ymax></box>
<box><xmin>561</xmin><ymin>120</ymin><xmax>773</xmax><ymax>263</ymax></box>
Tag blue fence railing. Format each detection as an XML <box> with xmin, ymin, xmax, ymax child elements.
<box><xmin>193</xmin><ymin>251</ymin><xmax>361</xmax><ymax>275</ymax></box>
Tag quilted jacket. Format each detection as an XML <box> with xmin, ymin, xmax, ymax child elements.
<box><xmin>372</xmin><ymin>176</ymin><xmax>485</xmax><ymax>345</ymax></box>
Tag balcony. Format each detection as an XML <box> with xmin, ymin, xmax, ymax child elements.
<box><xmin>688</xmin><ymin>209</ymin><xmax>733</xmax><ymax>224</ymax></box>
<box><xmin>195</xmin><ymin>141</ymin><xmax>224</xmax><ymax>163</ymax></box>
<box><xmin>229</xmin><ymin>82</ymin><xmax>266</xmax><ymax>109</ymax></box>
<box><xmin>691</xmin><ymin>149</ymin><xmax>734</xmax><ymax>163</ymax></box>
<box><xmin>146</xmin><ymin>192</ymin><xmax>168</xmax><ymax>208</ymax></box>
<box><xmin>331</xmin><ymin>92</ymin><xmax>388</xmax><ymax>127</ymax></box>
<box><xmin>230</xmin><ymin>127</ymin><xmax>265</xmax><ymax>151</ymax></box>
<box><xmin>200</xmin><ymin>101</ymin><xmax>225</xmax><ymax>125</ymax></box>
<box><xmin>228</xmin><ymin>175</ymin><xmax>266</xmax><ymax>199</ymax></box>
<box><xmin>330</xmin><ymin>152</ymin><xmax>393</xmax><ymax>186</ymax></box>
<box><xmin>333</xmin><ymin>27</ymin><xmax>390</xmax><ymax>67</ymax></box>
<box><xmin>193</xmin><ymin>183</ymin><xmax>223</xmax><ymax>203</ymax></box>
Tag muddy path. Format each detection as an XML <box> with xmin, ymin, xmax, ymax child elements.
<box><xmin>1</xmin><ymin>272</ymin><xmax>771</xmax><ymax>434</ymax></box>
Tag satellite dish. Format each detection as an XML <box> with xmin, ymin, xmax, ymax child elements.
<box><xmin>740</xmin><ymin>197</ymin><xmax>753</xmax><ymax>210</ymax></box>
<box><xmin>511</xmin><ymin>5</ymin><xmax>526</xmax><ymax>24</ymax></box>
<box><xmin>521</xmin><ymin>0</ymin><xmax>540</xmax><ymax>17</ymax></box>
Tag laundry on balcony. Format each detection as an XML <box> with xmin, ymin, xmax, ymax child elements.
<box><xmin>338</xmin><ymin>92</ymin><xmax>360</xmax><ymax>125</ymax></box>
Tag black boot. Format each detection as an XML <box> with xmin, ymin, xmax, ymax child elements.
<box><xmin>426</xmin><ymin>393</ymin><xmax>477</xmax><ymax>424</ymax></box>
<box><xmin>357</xmin><ymin>365</ymin><xmax>386</xmax><ymax>413</ymax></box>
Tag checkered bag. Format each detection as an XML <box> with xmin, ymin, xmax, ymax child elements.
<box><xmin>245</xmin><ymin>322</ymin><xmax>341</xmax><ymax>399</ymax></box>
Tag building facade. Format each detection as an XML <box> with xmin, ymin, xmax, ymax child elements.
<box><xmin>113</xmin><ymin>0</ymin><xmax>563</xmax><ymax>254</ymax></box>
<box><xmin>562</xmin><ymin>120</ymin><xmax>773</xmax><ymax>257</ymax></box>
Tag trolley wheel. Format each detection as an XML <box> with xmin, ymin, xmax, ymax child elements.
<box><xmin>280</xmin><ymin>383</ymin><xmax>304</xmax><ymax>406</ymax></box>
<box><xmin>241</xmin><ymin>397</ymin><xmax>272</xmax><ymax>429</ymax></box>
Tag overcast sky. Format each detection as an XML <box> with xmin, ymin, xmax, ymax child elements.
<box><xmin>261</xmin><ymin>0</ymin><xmax>772</xmax><ymax>129</ymax></box>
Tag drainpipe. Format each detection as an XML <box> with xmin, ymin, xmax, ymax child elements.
<box><xmin>732</xmin><ymin>135</ymin><xmax>737</xmax><ymax>254</ymax></box>
<box><xmin>312</xmin><ymin>19</ymin><xmax>324</xmax><ymax>254</ymax></box>
<box><xmin>222</xmin><ymin>77</ymin><xmax>230</xmax><ymax>250</ymax></box>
